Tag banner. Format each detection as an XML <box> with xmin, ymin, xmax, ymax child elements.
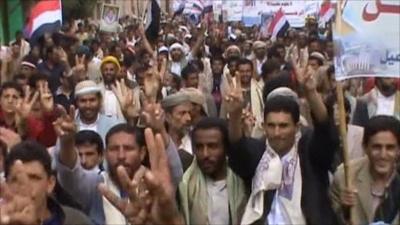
<box><xmin>222</xmin><ymin>0</ymin><xmax>244</xmax><ymax>21</ymax></box>
<box><xmin>333</xmin><ymin>1</ymin><xmax>400</xmax><ymax>81</ymax></box>
<box><xmin>243</xmin><ymin>0</ymin><xmax>308</xmax><ymax>27</ymax></box>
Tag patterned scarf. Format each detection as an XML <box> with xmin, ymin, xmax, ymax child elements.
<box><xmin>241</xmin><ymin>131</ymin><xmax>302</xmax><ymax>225</ymax></box>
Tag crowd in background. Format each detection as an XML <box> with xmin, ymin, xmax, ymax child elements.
<box><xmin>0</xmin><ymin>13</ymin><xmax>399</xmax><ymax>225</ymax></box>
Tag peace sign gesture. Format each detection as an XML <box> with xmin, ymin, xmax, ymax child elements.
<box><xmin>291</xmin><ymin>55</ymin><xmax>317</xmax><ymax>92</ymax></box>
<box><xmin>53</xmin><ymin>105</ymin><xmax>76</xmax><ymax>138</ymax></box>
<box><xmin>112</xmin><ymin>79</ymin><xmax>138</xmax><ymax>119</ymax></box>
<box><xmin>14</xmin><ymin>86</ymin><xmax>39</xmax><ymax>119</ymax></box>
<box><xmin>72</xmin><ymin>54</ymin><xmax>86</xmax><ymax>75</ymax></box>
<box><xmin>98</xmin><ymin>129</ymin><xmax>184</xmax><ymax>225</ymax></box>
<box><xmin>38</xmin><ymin>81</ymin><xmax>54</xmax><ymax>113</ymax></box>
<box><xmin>143</xmin><ymin>65</ymin><xmax>160</xmax><ymax>103</ymax></box>
<box><xmin>224</xmin><ymin>71</ymin><xmax>244</xmax><ymax>114</ymax></box>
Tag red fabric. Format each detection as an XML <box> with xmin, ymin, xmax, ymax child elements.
<box><xmin>364</xmin><ymin>77</ymin><xmax>400</xmax><ymax>94</ymax></box>
<box><xmin>0</xmin><ymin>109</ymin><xmax>57</xmax><ymax>147</ymax></box>
<box><xmin>26</xmin><ymin>0</ymin><xmax>61</xmax><ymax>35</ymax></box>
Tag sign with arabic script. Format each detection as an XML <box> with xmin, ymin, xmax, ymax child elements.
<box><xmin>333</xmin><ymin>0</ymin><xmax>400</xmax><ymax>81</ymax></box>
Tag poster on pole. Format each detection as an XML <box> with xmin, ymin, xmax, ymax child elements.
<box><xmin>99</xmin><ymin>4</ymin><xmax>120</xmax><ymax>33</ymax></box>
<box><xmin>333</xmin><ymin>0</ymin><xmax>400</xmax><ymax>81</ymax></box>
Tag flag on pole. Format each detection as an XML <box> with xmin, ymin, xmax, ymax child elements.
<box><xmin>144</xmin><ymin>0</ymin><xmax>161</xmax><ymax>43</ymax></box>
<box><xmin>268</xmin><ymin>8</ymin><xmax>290</xmax><ymax>41</ymax></box>
<box><xmin>172</xmin><ymin>0</ymin><xmax>186</xmax><ymax>18</ymax></box>
<box><xmin>25</xmin><ymin>0</ymin><xmax>62</xmax><ymax>44</ymax></box>
<box><xmin>319</xmin><ymin>1</ymin><xmax>334</xmax><ymax>26</ymax></box>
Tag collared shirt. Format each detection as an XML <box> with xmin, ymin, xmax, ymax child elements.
<box><xmin>103</xmin><ymin>89</ymin><xmax>119</xmax><ymax>118</ymax></box>
<box><xmin>376</xmin><ymin>91</ymin><xmax>395</xmax><ymax>116</ymax></box>
<box><xmin>256</xmin><ymin>58</ymin><xmax>267</xmax><ymax>76</ymax></box>
<box><xmin>206</xmin><ymin>178</ymin><xmax>229</xmax><ymax>225</ymax></box>
<box><xmin>267</xmin><ymin>146</ymin><xmax>306</xmax><ymax>225</ymax></box>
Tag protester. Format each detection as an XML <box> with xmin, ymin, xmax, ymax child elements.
<box><xmin>330</xmin><ymin>115</ymin><xmax>400</xmax><ymax>225</ymax></box>
<box><xmin>0</xmin><ymin>3</ymin><xmax>399</xmax><ymax>225</ymax></box>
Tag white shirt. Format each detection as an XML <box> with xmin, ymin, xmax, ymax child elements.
<box><xmin>178</xmin><ymin>134</ymin><xmax>192</xmax><ymax>155</ymax></box>
<box><xmin>103</xmin><ymin>89</ymin><xmax>119</xmax><ymax>118</ymax></box>
<box><xmin>256</xmin><ymin>58</ymin><xmax>267</xmax><ymax>76</ymax></box>
<box><xmin>267</xmin><ymin>147</ymin><xmax>306</xmax><ymax>225</ymax></box>
<box><xmin>170</xmin><ymin>62</ymin><xmax>182</xmax><ymax>76</ymax></box>
<box><xmin>78</xmin><ymin>114</ymin><xmax>99</xmax><ymax>132</ymax></box>
<box><xmin>206</xmin><ymin>178</ymin><xmax>229</xmax><ymax>225</ymax></box>
<box><xmin>376</xmin><ymin>91</ymin><xmax>395</xmax><ymax>116</ymax></box>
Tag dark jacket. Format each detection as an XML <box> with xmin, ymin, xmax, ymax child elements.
<box><xmin>228</xmin><ymin>121</ymin><xmax>339</xmax><ymax>225</ymax></box>
<box><xmin>45</xmin><ymin>197</ymin><xmax>92</xmax><ymax>225</ymax></box>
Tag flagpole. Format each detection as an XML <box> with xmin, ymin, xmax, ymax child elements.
<box><xmin>335</xmin><ymin>0</ymin><xmax>353</xmax><ymax>224</ymax></box>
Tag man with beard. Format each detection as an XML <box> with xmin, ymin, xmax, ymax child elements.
<box><xmin>74</xmin><ymin>80</ymin><xmax>122</xmax><ymax>144</ymax></box>
<box><xmin>253</xmin><ymin>41</ymin><xmax>267</xmax><ymax>77</ymax></box>
<box><xmin>161</xmin><ymin>91</ymin><xmax>193</xmax><ymax>170</ymax></box>
<box><xmin>98</xmin><ymin>56</ymin><xmax>124</xmax><ymax>119</ymax></box>
<box><xmin>178</xmin><ymin>118</ymin><xmax>248</xmax><ymax>225</ymax></box>
<box><xmin>168</xmin><ymin>43</ymin><xmax>188</xmax><ymax>76</ymax></box>
<box><xmin>353</xmin><ymin>78</ymin><xmax>400</xmax><ymax>126</ymax></box>
<box><xmin>54</xmin><ymin>110</ymin><xmax>183</xmax><ymax>224</ymax></box>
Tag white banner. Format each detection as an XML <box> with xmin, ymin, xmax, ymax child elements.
<box><xmin>333</xmin><ymin>0</ymin><xmax>400</xmax><ymax>80</ymax></box>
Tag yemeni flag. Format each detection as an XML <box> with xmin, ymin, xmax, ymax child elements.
<box><xmin>319</xmin><ymin>0</ymin><xmax>335</xmax><ymax>26</ymax></box>
<box><xmin>144</xmin><ymin>0</ymin><xmax>161</xmax><ymax>44</ymax></box>
<box><xmin>268</xmin><ymin>8</ymin><xmax>290</xmax><ymax>41</ymax></box>
<box><xmin>172</xmin><ymin>0</ymin><xmax>186</xmax><ymax>19</ymax></box>
<box><xmin>25</xmin><ymin>0</ymin><xmax>62</xmax><ymax>45</ymax></box>
<box><xmin>202</xmin><ymin>0</ymin><xmax>213</xmax><ymax>24</ymax></box>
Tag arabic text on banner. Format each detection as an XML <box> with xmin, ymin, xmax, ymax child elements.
<box><xmin>333</xmin><ymin>1</ymin><xmax>400</xmax><ymax>81</ymax></box>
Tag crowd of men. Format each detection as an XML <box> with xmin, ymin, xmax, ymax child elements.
<box><xmin>0</xmin><ymin>14</ymin><xmax>399</xmax><ymax>225</ymax></box>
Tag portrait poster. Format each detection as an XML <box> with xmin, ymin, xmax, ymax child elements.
<box><xmin>100</xmin><ymin>4</ymin><xmax>120</xmax><ymax>33</ymax></box>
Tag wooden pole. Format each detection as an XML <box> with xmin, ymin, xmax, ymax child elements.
<box><xmin>335</xmin><ymin>1</ymin><xmax>353</xmax><ymax>224</ymax></box>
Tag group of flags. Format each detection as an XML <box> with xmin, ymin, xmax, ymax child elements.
<box><xmin>25</xmin><ymin>0</ymin><xmax>334</xmax><ymax>46</ymax></box>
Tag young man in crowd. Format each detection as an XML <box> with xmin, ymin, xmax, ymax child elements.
<box><xmin>226</xmin><ymin>63</ymin><xmax>338</xmax><ymax>225</ymax></box>
<box><xmin>1</xmin><ymin>141</ymin><xmax>92</xmax><ymax>225</ymax></box>
<box><xmin>179</xmin><ymin>117</ymin><xmax>248</xmax><ymax>225</ymax></box>
<box><xmin>75</xmin><ymin>130</ymin><xmax>104</xmax><ymax>173</ymax></box>
<box><xmin>330</xmin><ymin>115</ymin><xmax>400</xmax><ymax>225</ymax></box>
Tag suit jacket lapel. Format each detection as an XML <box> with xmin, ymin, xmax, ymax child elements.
<box><xmin>356</xmin><ymin>160</ymin><xmax>374</xmax><ymax>222</ymax></box>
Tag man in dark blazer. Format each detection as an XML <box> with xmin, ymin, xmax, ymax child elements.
<box><xmin>225</xmin><ymin>65</ymin><xmax>339</xmax><ymax>225</ymax></box>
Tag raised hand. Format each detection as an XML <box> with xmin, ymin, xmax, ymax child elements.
<box><xmin>141</xmin><ymin>102</ymin><xmax>165</xmax><ymax>133</ymax></box>
<box><xmin>72</xmin><ymin>54</ymin><xmax>86</xmax><ymax>75</ymax></box>
<box><xmin>112</xmin><ymin>79</ymin><xmax>138</xmax><ymax>119</ymax></box>
<box><xmin>98</xmin><ymin>128</ymin><xmax>184</xmax><ymax>225</ymax></box>
<box><xmin>143</xmin><ymin>66</ymin><xmax>160</xmax><ymax>103</ymax></box>
<box><xmin>224</xmin><ymin>71</ymin><xmax>244</xmax><ymax>114</ymax></box>
<box><xmin>38</xmin><ymin>81</ymin><xmax>54</xmax><ymax>113</ymax></box>
<box><xmin>0</xmin><ymin>127</ymin><xmax>22</xmax><ymax>151</ymax></box>
<box><xmin>53</xmin><ymin>105</ymin><xmax>76</xmax><ymax>138</ymax></box>
<box><xmin>241</xmin><ymin>103</ymin><xmax>256</xmax><ymax>137</ymax></box>
<box><xmin>291</xmin><ymin>55</ymin><xmax>317</xmax><ymax>92</ymax></box>
<box><xmin>14</xmin><ymin>86</ymin><xmax>39</xmax><ymax>119</ymax></box>
<box><xmin>0</xmin><ymin>161</ymin><xmax>39</xmax><ymax>225</ymax></box>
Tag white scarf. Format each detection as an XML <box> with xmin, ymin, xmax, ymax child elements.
<box><xmin>101</xmin><ymin>166</ymin><xmax>147</xmax><ymax>225</ymax></box>
<box><xmin>241</xmin><ymin>132</ymin><xmax>302</xmax><ymax>225</ymax></box>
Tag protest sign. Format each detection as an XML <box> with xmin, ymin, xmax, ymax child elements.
<box><xmin>99</xmin><ymin>4</ymin><xmax>120</xmax><ymax>33</ymax></box>
<box><xmin>333</xmin><ymin>0</ymin><xmax>400</xmax><ymax>81</ymax></box>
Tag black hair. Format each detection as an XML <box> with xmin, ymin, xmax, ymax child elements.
<box><xmin>261</xmin><ymin>58</ymin><xmax>280</xmax><ymax>80</ymax></box>
<box><xmin>75</xmin><ymin>130</ymin><xmax>104</xmax><ymax>155</ymax></box>
<box><xmin>5</xmin><ymin>141</ymin><xmax>53</xmax><ymax>178</ymax></box>
<box><xmin>264</xmin><ymin>95</ymin><xmax>300</xmax><ymax>124</ymax></box>
<box><xmin>188</xmin><ymin>59</ymin><xmax>204</xmax><ymax>72</ymax></box>
<box><xmin>362</xmin><ymin>115</ymin><xmax>400</xmax><ymax>146</ymax></box>
<box><xmin>105</xmin><ymin>124</ymin><xmax>145</xmax><ymax>148</ymax></box>
<box><xmin>181</xmin><ymin>64</ymin><xmax>199</xmax><ymax>81</ymax></box>
<box><xmin>210</xmin><ymin>55</ymin><xmax>225</xmax><ymax>66</ymax></box>
<box><xmin>28</xmin><ymin>73</ymin><xmax>48</xmax><ymax>89</ymax></box>
<box><xmin>262</xmin><ymin>71</ymin><xmax>294</xmax><ymax>100</ymax></box>
<box><xmin>191</xmin><ymin>117</ymin><xmax>230</xmax><ymax>154</ymax></box>
<box><xmin>325</xmin><ymin>93</ymin><xmax>351</xmax><ymax>124</ymax></box>
<box><xmin>237</xmin><ymin>58</ymin><xmax>253</xmax><ymax>71</ymax></box>
<box><xmin>268</xmin><ymin>44</ymin><xmax>285</xmax><ymax>59</ymax></box>
<box><xmin>0</xmin><ymin>81</ymin><xmax>24</xmax><ymax>97</ymax></box>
